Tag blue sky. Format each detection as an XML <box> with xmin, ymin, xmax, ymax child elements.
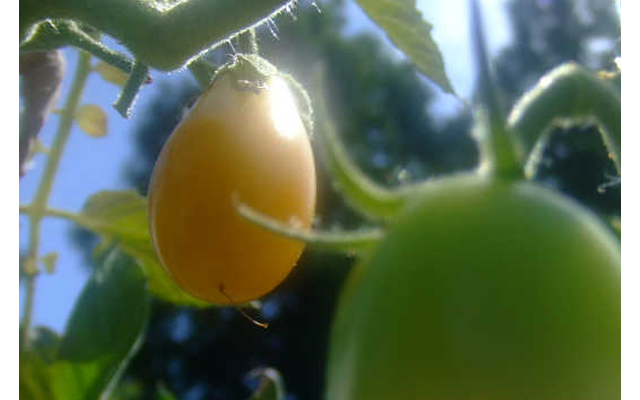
<box><xmin>19</xmin><ymin>0</ymin><xmax>511</xmax><ymax>333</ymax></box>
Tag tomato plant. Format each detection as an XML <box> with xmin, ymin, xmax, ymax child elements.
<box><xmin>19</xmin><ymin>0</ymin><xmax>622</xmax><ymax>399</ymax></box>
<box><xmin>148</xmin><ymin>56</ymin><xmax>316</xmax><ymax>305</ymax></box>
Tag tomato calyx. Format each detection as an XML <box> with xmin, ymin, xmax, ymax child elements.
<box><xmin>207</xmin><ymin>53</ymin><xmax>315</xmax><ymax>137</ymax></box>
<box><xmin>211</xmin><ymin>54</ymin><xmax>277</xmax><ymax>94</ymax></box>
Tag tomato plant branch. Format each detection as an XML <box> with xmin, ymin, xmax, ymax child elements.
<box><xmin>20</xmin><ymin>21</ymin><xmax>136</xmax><ymax>74</ymax></box>
<box><xmin>21</xmin><ymin>0</ymin><xmax>293</xmax><ymax>71</ymax></box>
<box><xmin>313</xmin><ymin>70</ymin><xmax>414</xmax><ymax>221</ymax></box>
<box><xmin>237</xmin><ymin>202</ymin><xmax>384</xmax><ymax>255</ymax></box>
<box><xmin>470</xmin><ymin>0</ymin><xmax>523</xmax><ymax>180</ymax></box>
<box><xmin>19</xmin><ymin>206</ymin><xmax>78</xmax><ymax>222</ymax></box>
<box><xmin>507</xmin><ymin>62</ymin><xmax>621</xmax><ymax>177</ymax></box>
<box><xmin>21</xmin><ymin>51</ymin><xmax>92</xmax><ymax>346</ymax></box>
<box><xmin>114</xmin><ymin>61</ymin><xmax>149</xmax><ymax>118</ymax></box>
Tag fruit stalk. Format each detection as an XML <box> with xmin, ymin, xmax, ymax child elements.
<box><xmin>469</xmin><ymin>0</ymin><xmax>523</xmax><ymax>180</ymax></box>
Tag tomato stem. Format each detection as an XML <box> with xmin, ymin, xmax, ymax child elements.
<box><xmin>236</xmin><ymin>201</ymin><xmax>384</xmax><ymax>254</ymax></box>
<box><xmin>507</xmin><ymin>63</ymin><xmax>621</xmax><ymax>177</ymax></box>
<box><xmin>20</xmin><ymin>21</ymin><xmax>136</xmax><ymax>75</ymax></box>
<box><xmin>114</xmin><ymin>61</ymin><xmax>149</xmax><ymax>118</ymax></box>
<box><xmin>21</xmin><ymin>50</ymin><xmax>92</xmax><ymax>347</ymax></box>
<box><xmin>312</xmin><ymin>68</ymin><xmax>418</xmax><ymax>221</ymax></box>
<box><xmin>21</xmin><ymin>0</ymin><xmax>293</xmax><ymax>71</ymax></box>
<box><xmin>469</xmin><ymin>0</ymin><xmax>524</xmax><ymax>180</ymax></box>
<box><xmin>237</xmin><ymin>28</ymin><xmax>259</xmax><ymax>54</ymax></box>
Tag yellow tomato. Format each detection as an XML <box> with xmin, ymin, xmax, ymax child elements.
<box><xmin>148</xmin><ymin>70</ymin><xmax>316</xmax><ymax>305</ymax></box>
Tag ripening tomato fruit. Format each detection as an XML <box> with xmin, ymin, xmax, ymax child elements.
<box><xmin>148</xmin><ymin>70</ymin><xmax>316</xmax><ymax>305</ymax></box>
<box><xmin>326</xmin><ymin>175</ymin><xmax>620</xmax><ymax>400</ymax></box>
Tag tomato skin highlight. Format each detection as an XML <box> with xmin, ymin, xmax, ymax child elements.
<box><xmin>327</xmin><ymin>175</ymin><xmax>620</xmax><ymax>400</ymax></box>
<box><xmin>148</xmin><ymin>72</ymin><xmax>316</xmax><ymax>305</ymax></box>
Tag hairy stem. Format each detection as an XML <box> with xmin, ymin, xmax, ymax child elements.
<box><xmin>22</xmin><ymin>0</ymin><xmax>293</xmax><ymax>71</ymax></box>
<box><xmin>237</xmin><ymin>202</ymin><xmax>384</xmax><ymax>255</ymax></box>
<box><xmin>20</xmin><ymin>21</ymin><xmax>135</xmax><ymax>74</ymax></box>
<box><xmin>469</xmin><ymin>0</ymin><xmax>523</xmax><ymax>179</ymax></box>
<box><xmin>20</xmin><ymin>206</ymin><xmax>87</xmax><ymax>227</ymax></box>
<box><xmin>114</xmin><ymin>61</ymin><xmax>149</xmax><ymax>118</ymax></box>
<box><xmin>507</xmin><ymin>62</ymin><xmax>621</xmax><ymax>177</ymax></box>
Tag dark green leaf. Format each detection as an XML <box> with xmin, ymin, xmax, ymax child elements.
<box><xmin>47</xmin><ymin>249</ymin><xmax>151</xmax><ymax>400</ymax></box>
<box><xmin>20</xmin><ymin>331</ymin><xmax>122</xmax><ymax>400</ymax></box>
<box><xmin>19</xmin><ymin>327</ymin><xmax>61</xmax><ymax>400</ymax></box>
<box><xmin>354</xmin><ymin>0</ymin><xmax>455</xmax><ymax>95</ymax></box>
<box><xmin>57</xmin><ymin>250</ymin><xmax>149</xmax><ymax>362</ymax></box>
<box><xmin>20</xmin><ymin>350</ymin><xmax>54</xmax><ymax>400</ymax></box>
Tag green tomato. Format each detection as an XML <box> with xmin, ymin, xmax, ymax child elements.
<box><xmin>326</xmin><ymin>175</ymin><xmax>620</xmax><ymax>400</ymax></box>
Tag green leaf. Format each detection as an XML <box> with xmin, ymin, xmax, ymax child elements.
<box><xmin>354</xmin><ymin>0</ymin><xmax>455</xmax><ymax>95</ymax></box>
<box><xmin>94</xmin><ymin>61</ymin><xmax>129</xmax><ymax>87</ymax></box>
<box><xmin>21</xmin><ymin>305</ymin><xmax>144</xmax><ymax>400</ymax></box>
<box><xmin>77</xmin><ymin>104</ymin><xmax>108</xmax><ymax>137</ymax></box>
<box><xmin>20</xmin><ymin>350</ymin><xmax>54</xmax><ymax>400</ymax></box>
<box><xmin>49</xmin><ymin>360</ymin><xmax>107</xmax><ymax>400</ymax></box>
<box><xmin>74</xmin><ymin>190</ymin><xmax>209</xmax><ymax>307</ymax></box>
<box><xmin>247</xmin><ymin>368</ymin><xmax>286</xmax><ymax>400</ymax></box>
<box><xmin>19</xmin><ymin>327</ymin><xmax>60</xmax><ymax>400</ymax></box>
<box><xmin>53</xmin><ymin>249</ymin><xmax>150</xmax><ymax>400</ymax></box>
<box><xmin>57</xmin><ymin>250</ymin><xmax>149</xmax><ymax>362</ymax></box>
<box><xmin>20</xmin><ymin>329</ymin><xmax>105</xmax><ymax>400</ymax></box>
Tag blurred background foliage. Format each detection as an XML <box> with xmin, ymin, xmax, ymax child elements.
<box><xmin>70</xmin><ymin>0</ymin><xmax>620</xmax><ymax>399</ymax></box>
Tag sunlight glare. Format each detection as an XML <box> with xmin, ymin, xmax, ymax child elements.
<box><xmin>269</xmin><ymin>76</ymin><xmax>301</xmax><ymax>140</ymax></box>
